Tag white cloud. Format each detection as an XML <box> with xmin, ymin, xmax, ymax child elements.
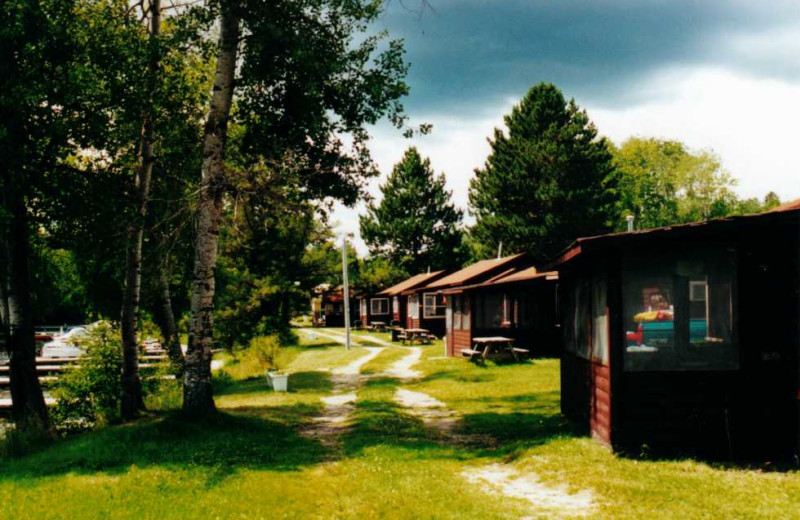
<box><xmin>334</xmin><ymin>67</ymin><xmax>800</xmax><ymax>256</ymax></box>
<box><xmin>588</xmin><ymin>66</ymin><xmax>800</xmax><ymax>201</ymax></box>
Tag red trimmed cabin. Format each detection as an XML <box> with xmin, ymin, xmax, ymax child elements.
<box><xmin>441</xmin><ymin>266</ymin><xmax>560</xmax><ymax>358</ymax></box>
<box><xmin>422</xmin><ymin>254</ymin><xmax>534</xmax><ymax>349</ymax></box>
<box><xmin>373</xmin><ymin>271</ymin><xmax>448</xmax><ymax>327</ymax></box>
<box><xmin>319</xmin><ymin>287</ymin><xmax>359</xmax><ymax>327</ymax></box>
<box><xmin>554</xmin><ymin>205</ymin><xmax>800</xmax><ymax>461</ymax></box>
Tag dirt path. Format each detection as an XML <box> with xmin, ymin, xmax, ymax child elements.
<box><xmin>312</xmin><ymin>328</ymin><xmax>394</xmax><ymax>347</ymax></box>
<box><xmin>462</xmin><ymin>464</ymin><xmax>596</xmax><ymax>519</ymax></box>
<box><xmin>301</xmin><ymin>347</ymin><xmax>383</xmax><ymax>447</ymax></box>
<box><xmin>379</xmin><ymin>346</ymin><xmax>422</xmax><ymax>379</ymax></box>
<box><xmin>393</xmin><ymin>388</ymin><xmax>463</xmax><ymax>439</ymax></box>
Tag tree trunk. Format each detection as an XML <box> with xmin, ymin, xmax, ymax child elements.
<box><xmin>183</xmin><ymin>3</ymin><xmax>240</xmax><ymax>417</ymax></box>
<box><xmin>120</xmin><ymin>0</ymin><xmax>161</xmax><ymax>419</ymax></box>
<box><xmin>153</xmin><ymin>253</ymin><xmax>184</xmax><ymax>375</ymax></box>
<box><xmin>6</xmin><ymin>188</ymin><xmax>50</xmax><ymax>432</ymax></box>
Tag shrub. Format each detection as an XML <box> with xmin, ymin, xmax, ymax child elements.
<box><xmin>51</xmin><ymin>322</ymin><xmax>122</xmax><ymax>433</ymax></box>
<box><xmin>212</xmin><ymin>369</ymin><xmax>234</xmax><ymax>391</ymax></box>
<box><xmin>250</xmin><ymin>335</ymin><xmax>283</xmax><ymax>372</ymax></box>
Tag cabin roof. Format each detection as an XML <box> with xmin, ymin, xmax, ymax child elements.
<box><xmin>441</xmin><ymin>266</ymin><xmax>558</xmax><ymax>294</ymax></box>
<box><xmin>549</xmin><ymin>205</ymin><xmax>800</xmax><ymax>268</ymax></box>
<box><xmin>424</xmin><ymin>254</ymin><xmax>528</xmax><ymax>291</ymax></box>
<box><xmin>376</xmin><ymin>271</ymin><xmax>446</xmax><ymax>297</ymax></box>
<box><xmin>770</xmin><ymin>197</ymin><xmax>800</xmax><ymax>213</ymax></box>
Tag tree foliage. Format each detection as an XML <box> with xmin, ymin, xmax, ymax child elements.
<box><xmin>612</xmin><ymin>137</ymin><xmax>782</xmax><ymax>230</ymax></box>
<box><xmin>360</xmin><ymin>147</ymin><xmax>465</xmax><ymax>274</ymax></box>
<box><xmin>468</xmin><ymin>83</ymin><xmax>617</xmax><ymax>263</ymax></box>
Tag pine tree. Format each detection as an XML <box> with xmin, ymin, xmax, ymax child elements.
<box><xmin>468</xmin><ymin>83</ymin><xmax>617</xmax><ymax>262</ymax></box>
<box><xmin>360</xmin><ymin>148</ymin><xmax>465</xmax><ymax>274</ymax></box>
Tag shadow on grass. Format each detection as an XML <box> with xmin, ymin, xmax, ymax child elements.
<box><xmin>0</xmin><ymin>408</ymin><xmax>329</xmax><ymax>482</ymax></box>
<box><xmin>216</xmin><ymin>371</ymin><xmax>333</xmax><ymax>397</ymax></box>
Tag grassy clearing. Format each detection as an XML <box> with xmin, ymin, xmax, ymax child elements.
<box><xmin>1</xmin><ymin>329</ymin><xmax>799</xmax><ymax>519</ymax></box>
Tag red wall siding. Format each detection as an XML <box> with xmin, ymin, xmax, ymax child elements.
<box><xmin>562</xmin><ymin>353</ymin><xmax>612</xmax><ymax>446</ymax></box>
<box><xmin>590</xmin><ymin>362</ymin><xmax>612</xmax><ymax>445</ymax></box>
<box><xmin>452</xmin><ymin>329</ymin><xmax>472</xmax><ymax>356</ymax></box>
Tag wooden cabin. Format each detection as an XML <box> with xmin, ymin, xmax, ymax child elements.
<box><xmin>319</xmin><ymin>287</ymin><xmax>359</xmax><ymax>327</ymax></box>
<box><xmin>441</xmin><ymin>266</ymin><xmax>560</xmax><ymax>358</ymax></box>
<box><xmin>554</xmin><ymin>205</ymin><xmax>800</xmax><ymax>460</ymax></box>
<box><xmin>422</xmin><ymin>254</ymin><xmax>534</xmax><ymax>341</ymax></box>
<box><xmin>373</xmin><ymin>271</ymin><xmax>448</xmax><ymax>327</ymax></box>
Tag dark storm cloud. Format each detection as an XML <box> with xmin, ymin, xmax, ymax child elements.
<box><xmin>376</xmin><ymin>0</ymin><xmax>800</xmax><ymax>113</ymax></box>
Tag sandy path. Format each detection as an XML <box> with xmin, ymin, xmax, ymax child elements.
<box><xmin>301</xmin><ymin>347</ymin><xmax>383</xmax><ymax>447</ymax></box>
<box><xmin>393</xmin><ymin>388</ymin><xmax>462</xmax><ymax>438</ymax></box>
<box><xmin>462</xmin><ymin>464</ymin><xmax>595</xmax><ymax>519</ymax></box>
<box><xmin>379</xmin><ymin>347</ymin><xmax>422</xmax><ymax>379</ymax></box>
<box><xmin>312</xmin><ymin>328</ymin><xmax>394</xmax><ymax>347</ymax></box>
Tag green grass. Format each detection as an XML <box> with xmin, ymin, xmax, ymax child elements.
<box><xmin>1</xmin><ymin>328</ymin><xmax>799</xmax><ymax>519</ymax></box>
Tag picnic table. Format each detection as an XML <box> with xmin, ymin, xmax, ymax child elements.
<box><xmin>461</xmin><ymin>336</ymin><xmax>529</xmax><ymax>363</ymax></box>
<box><xmin>399</xmin><ymin>328</ymin><xmax>434</xmax><ymax>345</ymax></box>
<box><xmin>370</xmin><ymin>321</ymin><xmax>388</xmax><ymax>333</ymax></box>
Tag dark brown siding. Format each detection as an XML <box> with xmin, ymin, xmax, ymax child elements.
<box><xmin>452</xmin><ymin>329</ymin><xmax>472</xmax><ymax>356</ymax></box>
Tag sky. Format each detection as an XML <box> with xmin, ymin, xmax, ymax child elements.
<box><xmin>333</xmin><ymin>0</ymin><xmax>800</xmax><ymax>255</ymax></box>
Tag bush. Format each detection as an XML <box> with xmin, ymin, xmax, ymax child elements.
<box><xmin>250</xmin><ymin>335</ymin><xmax>284</xmax><ymax>372</ymax></box>
<box><xmin>212</xmin><ymin>369</ymin><xmax>235</xmax><ymax>392</ymax></box>
<box><xmin>51</xmin><ymin>322</ymin><xmax>122</xmax><ymax>433</ymax></box>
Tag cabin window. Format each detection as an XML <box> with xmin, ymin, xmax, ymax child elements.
<box><xmin>408</xmin><ymin>295</ymin><xmax>419</xmax><ymax>319</ymax></box>
<box><xmin>462</xmin><ymin>295</ymin><xmax>471</xmax><ymax>331</ymax></box>
<box><xmin>423</xmin><ymin>293</ymin><xmax>446</xmax><ymax>318</ymax></box>
<box><xmin>623</xmin><ymin>250</ymin><xmax>737</xmax><ymax>371</ymax></box>
<box><xmin>360</xmin><ymin>299</ymin><xmax>367</xmax><ymax>317</ymax></box>
<box><xmin>476</xmin><ymin>293</ymin><xmax>506</xmax><ymax>329</ymax></box>
<box><xmin>452</xmin><ymin>295</ymin><xmax>471</xmax><ymax>330</ymax></box>
<box><xmin>501</xmin><ymin>294</ymin><xmax>512</xmax><ymax>326</ymax></box>
<box><xmin>392</xmin><ymin>297</ymin><xmax>399</xmax><ymax>314</ymax></box>
<box><xmin>370</xmin><ymin>298</ymin><xmax>389</xmax><ymax>315</ymax></box>
<box><xmin>591</xmin><ymin>276</ymin><xmax>609</xmax><ymax>363</ymax></box>
<box><xmin>453</xmin><ymin>295</ymin><xmax>463</xmax><ymax>330</ymax></box>
<box><xmin>564</xmin><ymin>275</ymin><xmax>606</xmax><ymax>362</ymax></box>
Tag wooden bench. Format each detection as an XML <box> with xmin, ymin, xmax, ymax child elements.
<box><xmin>511</xmin><ymin>347</ymin><xmax>530</xmax><ymax>361</ymax></box>
<box><xmin>460</xmin><ymin>348</ymin><xmax>481</xmax><ymax>360</ymax></box>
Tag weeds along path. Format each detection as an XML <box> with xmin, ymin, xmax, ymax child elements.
<box><xmin>300</xmin><ymin>346</ymin><xmax>383</xmax><ymax>447</ymax></box>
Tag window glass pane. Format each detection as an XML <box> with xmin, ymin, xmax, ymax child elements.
<box><xmin>624</xmin><ymin>250</ymin><xmax>737</xmax><ymax>371</ymax></box>
<box><xmin>393</xmin><ymin>297</ymin><xmax>399</xmax><ymax>314</ymax></box>
<box><xmin>408</xmin><ymin>295</ymin><xmax>419</xmax><ymax>319</ymax></box>
<box><xmin>476</xmin><ymin>293</ymin><xmax>504</xmax><ymax>328</ymax></box>
<box><xmin>591</xmin><ymin>276</ymin><xmax>609</xmax><ymax>363</ymax></box>
<box><xmin>423</xmin><ymin>293</ymin><xmax>446</xmax><ymax>318</ymax></box>
<box><xmin>463</xmin><ymin>296</ymin><xmax>471</xmax><ymax>331</ymax></box>
<box><xmin>453</xmin><ymin>295</ymin><xmax>462</xmax><ymax>330</ymax></box>
<box><xmin>371</xmin><ymin>298</ymin><xmax>389</xmax><ymax>315</ymax></box>
<box><xmin>574</xmin><ymin>281</ymin><xmax>591</xmax><ymax>358</ymax></box>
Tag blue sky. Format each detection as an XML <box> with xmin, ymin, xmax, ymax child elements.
<box><xmin>335</xmin><ymin>0</ymin><xmax>800</xmax><ymax>254</ymax></box>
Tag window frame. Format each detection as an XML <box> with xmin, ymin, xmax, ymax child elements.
<box><xmin>370</xmin><ymin>298</ymin><xmax>390</xmax><ymax>315</ymax></box>
<box><xmin>423</xmin><ymin>292</ymin><xmax>446</xmax><ymax>318</ymax></box>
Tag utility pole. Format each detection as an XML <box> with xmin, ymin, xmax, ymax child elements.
<box><xmin>341</xmin><ymin>234</ymin><xmax>351</xmax><ymax>350</ymax></box>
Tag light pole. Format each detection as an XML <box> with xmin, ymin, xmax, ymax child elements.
<box><xmin>341</xmin><ymin>233</ymin><xmax>352</xmax><ymax>350</ymax></box>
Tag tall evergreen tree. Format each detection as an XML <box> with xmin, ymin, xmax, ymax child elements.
<box><xmin>468</xmin><ymin>83</ymin><xmax>617</xmax><ymax>263</ymax></box>
<box><xmin>360</xmin><ymin>148</ymin><xmax>465</xmax><ymax>274</ymax></box>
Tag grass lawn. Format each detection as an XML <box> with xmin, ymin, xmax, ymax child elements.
<box><xmin>1</xmin><ymin>328</ymin><xmax>799</xmax><ymax>519</ymax></box>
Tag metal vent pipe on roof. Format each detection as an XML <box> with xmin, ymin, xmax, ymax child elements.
<box><xmin>626</xmin><ymin>215</ymin><xmax>635</xmax><ymax>232</ymax></box>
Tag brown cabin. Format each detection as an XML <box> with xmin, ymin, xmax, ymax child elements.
<box><xmin>318</xmin><ymin>287</ymin><xmax>359</xmax><ymax>327</ymax></box>
<box><xmin>372</xmin><ymin>271</ymin><xmax>448</xmax><ymax>327</ymax></box>
<box><xmin>421</xmin><ymin>254</ymin><xmax>534</xmax><ymax>346</ymax></box>
<box><xmin>442</xmin><ymin>266</ymin><xmax>560</xmax><ymax>358</ymax></box>
<box><xmin>554</xmin><ymin>205</ymin><xmax>800</xmax><ymax>460</ymax></box>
